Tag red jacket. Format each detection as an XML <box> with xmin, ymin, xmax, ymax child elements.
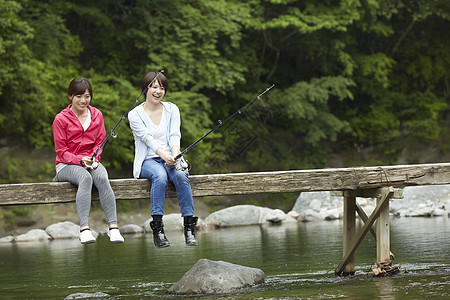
<box><xmin>52</xmin><ymin>104</ymin><xmax>106</xmax><ymax>166</ymax></box>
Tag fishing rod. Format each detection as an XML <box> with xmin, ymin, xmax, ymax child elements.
<box><xmin>82</xmin><ymin>70</ymin><xmax>165</xmax><ymax>169</ymax></box>
<box><xmin>174</xmin><ymin>84</ymin><xmax>275</xmax><ymax>170</ymax></box>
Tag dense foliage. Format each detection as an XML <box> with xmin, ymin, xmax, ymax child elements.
<box><xmin>1</xmin><ymin>0</ymin><xmax>449</xmax><ymax>183</ymax></box>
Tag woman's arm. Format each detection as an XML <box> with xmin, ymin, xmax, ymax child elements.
<box><xmin>91</xmin><ymin>108</ymin><xmax>107</xmax><ymax>160</ymax></box>
<box><xmin>167</xmin><ymin>103</ymin><xmax>181</xmax><ymax>149</ymax></box>
<box><xmin>52</xmin><ymin>117</ymin><xmax>84</xmax><ymax>165</ymax></box>
<box><xmin>129</xmin><ymin>108</ymin><xmax>163</xmax><ymax>153</ymax></box>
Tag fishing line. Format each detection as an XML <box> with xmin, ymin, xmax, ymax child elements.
<box><xmin>174</xmin><ymin>84</ymin><xmax>275</xmax><ymax>171</ymax></box>
<box><xmin>82</xmin><ymin>70</ymin><xmax>165</xmax><ymax>169</ymax></box>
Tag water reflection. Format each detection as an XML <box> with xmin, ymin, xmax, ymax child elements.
<box><xmin>375</xmin><ymin>277</ymin><xmax>396</xmax><ymax>300</ymax></box>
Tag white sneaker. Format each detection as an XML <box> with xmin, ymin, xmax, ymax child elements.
<box><xmin>108</xmin><ymin>228</ymin><xmax>124</xmax><ymax>243</ymax></box>
<box><xmin>79</xmin><ymin>229</ymin><xmax>96</xmax><ymax>244</ymax></box>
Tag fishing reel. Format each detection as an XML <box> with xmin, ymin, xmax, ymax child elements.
<box><xmin>175</xmin><ymin>157</ymin><xmax>190</xmax><ymax>171</ymax></box>
<box><xmin>87</xmin><ymin>161</ymin><xmax>99</xmax><ymax>170</ymax></box>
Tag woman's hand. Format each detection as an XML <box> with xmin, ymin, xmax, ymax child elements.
<box><xmin>81</xmin><ymin>156</ymin><xmax>94</xmax><ymax>166</ymax></box>
<box><xmin>164</xmin><ymin>155</ymin><xmax>177</xmax><ymax>168</ymax></box>
<box><xmin>156</xmin><ymin>148</ymin><xmax>177</xmax><ymax>168</ymax></box>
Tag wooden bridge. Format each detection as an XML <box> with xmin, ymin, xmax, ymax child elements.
<box><xmin>1</xmin><ymin>162</ymin><xmax>450</xmax><ymax>275</ymax></box>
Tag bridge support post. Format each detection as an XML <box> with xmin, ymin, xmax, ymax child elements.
<box><xmin>376</xmin><ymin>194</ymin><xmax>391</xmax><ymax>262</ymax></box>
<box><xmin>334</xmin><ymin>187</ymin><xmax>398</xmax><ymax>276</ymax></box>
<box><xmin>343</xmin><ymin>195</ymin><xmax>356</xmax><ymax>275</ymax></box>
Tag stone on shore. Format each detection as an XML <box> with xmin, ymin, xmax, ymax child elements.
<box><xmin>265</xmin><ymin>209</ymin><xmax>287</xmax><ymax>223</ymax></box>
<box><xmin>142</xmin><ymin>213</ymin><xmax>184</xmax><ymax>232</ymax></box>
<box><xmin>293</xmin><ymin>191</ymin><xmax>345</xmax><ymax>222</ymax></box>
<box><xmin>119</xmin><ymin>224</ymin><xmax>144</xmax><ymax>234</ymax></box>
<box><xmin>287</xmin><ymin>210</ymin><xmax>300</xmax><ymax>221</ymax></box>
<box><xmin>45</xmin><ymin>221</ymin><xmax>98</xmax><ymax>239</ymax></box>
<box><xmin>0</xmin><ymin>235</ymin><xmax>14</xmax><ymax>243</ymax></box>
<box><xmin>14</xmin><ymin>229</ymin><xmax>52</xmax><ymax>242</ymax></box>
<box><xmin>46</xmin><ymin>221</ymin><xmax>79</xmax><ymax>239</ymax></box>
<box><xmin>390</xmin><ymin>185</ymin><xmax>450</xmax><ymax>217</ymax></box>
<box><xmin>142</xmin><ymin>213</ymin><xmax>205</xmax><ymax>232</ymax></box>
<box><xmin>292</xmin><ymin>186</ymin><xmax>450</xmax><ymax>221</ymax></box>
<box><xmin>168</xmin><ymin>259</ymin><xmax>265</xmax><ymax>295</ymax></box>
<box><xmin>322</xmin><ymin>207</ymin><xmax>342</xmax><ymax>220</ymax></box>
<box><xmin>204</xmin><ymin>205</ymin><xmax>291</xmax><ymax>227</ymax></box>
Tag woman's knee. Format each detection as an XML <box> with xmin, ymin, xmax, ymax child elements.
<box><xmin>142</xmin><ymin>165</ymin><xmax>168</xmax><ymax>185</ymax></box>
<box><xmin>79</xmin><ymin>173</ymin><xmax>93</xmax><ymax>188</ymax></box>
<box><xmin>173</xmin><ymin>171</ymin><xmax>190</xmax><ymax>185</ymax></box>
<box><xmin>93</xmin><ymin>173</ymin><xmax>109</xmax><ymax>187</ymax></box>
<box><xmin>63</xmin><ymin>167</ymin><xmax>93</xmax><ymax>187</ymax></box>
<box><xmin>152</xmin><ymin>171</ymin><xmax>168</xmax><ymax>187</ymax></box>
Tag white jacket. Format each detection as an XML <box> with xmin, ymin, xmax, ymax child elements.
<box><xmin>128</xmin><ymin>102</ymin><xmax>181</xmax><ymax>178</ymax></box>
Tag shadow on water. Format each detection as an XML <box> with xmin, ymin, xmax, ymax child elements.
<box><xmin>0</xmin><ymin>217</ymin><xmax>448</xmax><ymax>299</ymax></box>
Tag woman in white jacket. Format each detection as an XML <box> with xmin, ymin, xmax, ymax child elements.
<box><xmin>128</xmin><ymin>72</ymin><xmax>197</xmax><ymax>248</ymax></box>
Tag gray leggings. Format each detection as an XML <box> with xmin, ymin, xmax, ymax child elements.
<box><xmin>56</xmin><ymin>163</ymin><xmax>118</xmax><ymax>227</ymax></box>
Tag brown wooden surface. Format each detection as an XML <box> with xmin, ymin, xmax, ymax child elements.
<box><xmin>2</xmin><ymin>163</ymin><xmax>450</xmax><ymax>206</ymax></box>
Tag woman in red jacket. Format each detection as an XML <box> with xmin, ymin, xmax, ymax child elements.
<box><xmin>52</xmin><ymin>77</ymin><xmax>124</xmax><ymax>244</ymax></box>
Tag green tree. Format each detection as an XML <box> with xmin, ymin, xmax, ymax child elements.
<box><xmin>0</xmin><ymin>0</ymin><xmax>81</xmax><ymax>182</ymax></box>
<box><xmin>1</xmin><ymin>0</ymin><xmax>450</xmax><ymax>183</ymax></box>
<box><xmin>338</xmin><ymin>0</ymin><xmax>450</xmax><ymax>163</ymax></box>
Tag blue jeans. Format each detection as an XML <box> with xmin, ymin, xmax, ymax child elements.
<box><xmin>140</xmin><ymin>157</ymin><xmax>194</xmax><ymax>216</ymax></box>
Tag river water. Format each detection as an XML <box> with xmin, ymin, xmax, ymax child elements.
<box><xmin>0</xmin><ymin>217</ymin><xmax>448</xmax><ymax>299</ymax></box>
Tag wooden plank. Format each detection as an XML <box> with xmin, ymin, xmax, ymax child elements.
<box><xmin>335</xmin><ymin>187</ymin><xmax>394</xmax><ymax>276</ymax></box>
<box><xmin>343</xmin><ymin>195</ymin><xmax>356</xmax><ymax>275</ymax></box>
<box><xmin>0</xmin><ymin>163</ymin><xmax>449</xmax><ymax>205</ymax></box>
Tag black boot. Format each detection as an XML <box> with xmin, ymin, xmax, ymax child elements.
<box><xmin>150</xmin><ymin>219</ymin><xmax>170</xmax><ymax>248</ymax></box>
<box><xmin>183</xmin><ymin>216</ymin><xmax>198</xmax><ymax>246</ymax></box>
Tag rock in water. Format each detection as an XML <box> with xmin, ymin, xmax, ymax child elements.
<box><xmin>64</xmin><ymin>292</ymin><xmax>109</xmax><ymax>299</ymax></box>
<box><xmin>168</xmin><ymin>259</ymin><xmax>265</xmax><ymax>295</ymax></box>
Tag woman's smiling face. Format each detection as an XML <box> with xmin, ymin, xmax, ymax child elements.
<box><xmin>69</xmin><ymin>89</ymin><xmax>91</xmax><ymax>112</ymax></box>
<box><xmin>146</xmin><ymin>80</ymin><xmax>166</xmax><ymax>103</ymax></box>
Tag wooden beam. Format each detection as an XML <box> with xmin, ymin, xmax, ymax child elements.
<box><xmin>335</xmin><ymin>187</ymin><xmax>394</xmax><ymax>276</ymax></box>
<box><xmin>0</xmin><ymin>162</ymin><xmax>447</xmax><ymax>206</ymax></box>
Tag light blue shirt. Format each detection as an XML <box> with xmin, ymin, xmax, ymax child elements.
<box><xmin>128</xmin><ymin>102</ymin><xmax>181</xmax><ymax>178</ymax></box>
